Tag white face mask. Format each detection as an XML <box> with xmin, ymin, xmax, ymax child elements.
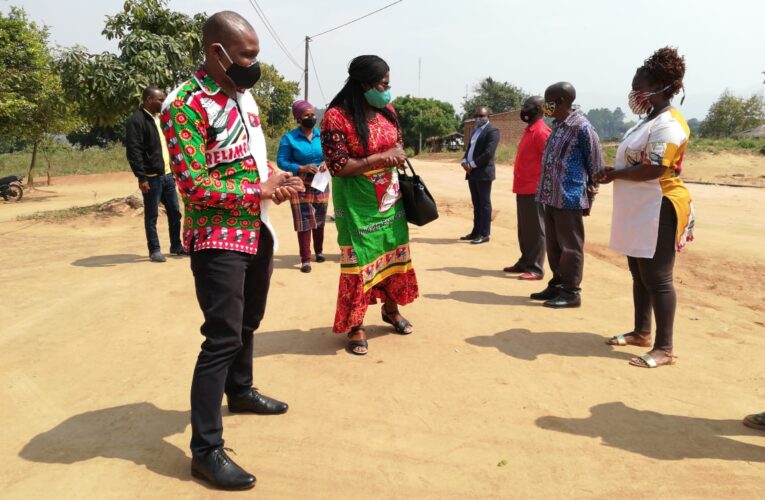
<box><xmin>474</xmin><ymin>117</ymin><xmax>488</xmax><ymax>128</ymax></box>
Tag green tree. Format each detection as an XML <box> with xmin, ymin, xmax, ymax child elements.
<box><xmin>700</xmin><ymin>90</ymin><xmax>765</xmax><ymax>137</ymax></box>
<box><xmin>252</xmin><ymin>63</ymin><xmax>300</xmax><ymax>139</ymax></box>
<box><xmin>392</xmin><ymin>95</ymin><xmax>459</xmax><ymax>154</ymax></box>
<box><xmin>462</xmin><ymin>77</ymin><xmax>527</xmax><ymax>120</ymax></box>
<box><xmin>58</xmin><ymin>0</ymin><xmax>206</xmax><ymax>126</ymax></box>
<box><xmin>0</xmin><ymin>7</ymin><xmax>80</xmax><ymax>185</ymax></box>
<box><xmin>586</xmin><ymin>107</ymin><xmax>630</xmax><ymax>140</ymax></box>
<box><xmin>686</xmin><ymin>118</ymin><xmax>700</xmax><ymax>136</ymax></box>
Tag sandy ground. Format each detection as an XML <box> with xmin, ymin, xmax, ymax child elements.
<box><xmin>1</xmin><ymin>160</ymin><xmax>764</xmax><ymax>499</ymax></box>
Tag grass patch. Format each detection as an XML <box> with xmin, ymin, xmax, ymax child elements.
<box><xmin>2</xmin><ymin>136</ymin><xmax>760</xmax><ymax>181</ymax></box>
<box><xmin>0</xmin><ymin>143</ymin><xmax>128</xmax><ymax>179</ymax></box>
<box><xmin>688</xmin><ymin>137</ymin><xmax>765</xmax><ymax>154</ymax></box>
<box><xmin>16</xmin><ymin>204</ymin><xmax>103</xmax><ymax>222</ymax></box>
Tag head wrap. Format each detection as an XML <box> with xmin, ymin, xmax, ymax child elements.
<box><xmin>291</xmin><ymin>100</ymin><xmax>314</xmax><ymax>121</ymax></box>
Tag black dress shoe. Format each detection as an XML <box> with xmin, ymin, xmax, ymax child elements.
<box><xmin>315</xmin><ymin>253</ymin><xmax>326</xmax><ymax>263</ymax></box>
<box><xmin>530</xmin><ymin>287</ymin><xmax>560</xmax><ymax>301</ymax></box>
<box><xmin>228</xmin><ymin>388</ymin><xmax>289</xmax><ymax>415</ymax></box>
<box><xmin>170</xmin><ymin>247</ymin><xmax>188</xmax><ymax>256</ymax></box>
<box><xmin>459</xmin><ymin>233</ymin><xmax>477</xmax><ymax>241</ymax></box>
<box><xmin>191</xmin><ymin>447</ymin><xmax>256</xmax><ymax>490</ymax></box>
<box><xmin>543</xmin><ymin>294</ymin><xmax>581</xmax><ymax>309</ymax></box>
<box><xmin>471</xmin><ymin>236</ymin><xmax>490</xmax><ymax>244</ymax></box>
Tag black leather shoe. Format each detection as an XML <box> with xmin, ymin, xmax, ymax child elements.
<box><xmin>191</xmin><ymin>447</ymin><xmax>256</xmax><ymax>490</ymax></box>
<box><xmin>228</xmin><ymin>388</ymin><xmax>289</xmax><ymax>415</ymax></box>
<box><xmin>315</xmin><ymin>253</ymin><xmax>326</xmax><ymax>263</ymax></box>
<box><xmin>530</xmin><ymin>287</ymin><xmax>559</xmax><ymax>301</ymax></box>
<box><xmin>543</xmin><ymin>294</ymin><xmax>581</xmax><ymax>308</ymax></box>
<box><xmin>471</xmin><ymin>236</ymin><xmax>490</xmax><ymax>244</ymax></box>
<box><xmin>170</xmin><ymin>247</ymin><xmax>188</xmax><ymax>256</ymax></box>
<box><xmin>460</xmin><ymin>233</ymin><xmax>477</xmax><ymax>241</ymax></box>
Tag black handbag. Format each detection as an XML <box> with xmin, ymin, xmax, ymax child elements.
<box><xmin>397</xmin><ymin>159</ymin><xmax>439</xmax><ymax>226</ymax></box>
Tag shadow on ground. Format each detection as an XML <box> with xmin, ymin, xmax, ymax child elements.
<box><xmin>425</xmin><ymin>290</ymin><xmax>530</xmax><ymax>306</ymax></box>
<box><xmin>254</xmin><ymin>326</ymin><xmax>391</xmax><ymax>358</ymax></box>
<box><xmin>428</xmin><ymin>266</ymin><xmax>507</xmax><ymax>278</ymax></box>
<box><xmin>466</xmin><ymin>328</ymin><xmax>634</xmax><ymax>361</ymax></box>
<box><xmin>71</xmin><ymin>254</ymin><xmax>147</xmax><ymax>267</ymax></box>
<box><xmin>536</xmin><ymin>401</ymin><xmax>765</xmax><ymax>462</ymax></box>
<box><xmin>410</xmin><ymin>237</ymin><xmax>458</xmax><ymax>246</ymax></box>
<box><xmin>19</xmin><ymin>403</ymin><xmax>191</xmax><ymax>481</ymax></box>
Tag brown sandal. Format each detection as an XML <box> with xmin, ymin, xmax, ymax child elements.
<box><xmin>606</xmin><ymin>332</ymin><xmax>652</xmax><ymax>347</ymax></box>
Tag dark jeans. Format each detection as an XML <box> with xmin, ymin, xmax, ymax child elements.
<box><xmin>515</xmin><ymin>194</ymin><xmax>546</xmax><ymax>275</ymax></box>
<box><xmin>628</xmin><ymin>198</ymin><xmax>678</xmax><ymax>351</ymax></box>
<box><xmin>142</xmin><ymin>173</ymin><xmax>182</xmax><ymax>254</ymax></box>
<box><xmin>297</xmin><ymin>227</ymin><xmax>325</xmax><ymax>263</ymax></box>
<box><xmin>189</xmin><ymin>229</ymin><xmax>274</xmax><ymax>454</ymax></box>
<box><xmin>468</xmin><ymin>179</ymin><xmax>493</xmax><ymax>237</ymax></box>
<box><xmin>544</xmin><ymin>205</ymin><xmax>584</xmax><ymax>297</ymax></box>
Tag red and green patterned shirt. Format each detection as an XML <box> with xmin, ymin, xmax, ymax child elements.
<box><xmin>161</xmin><ymin>69</ymin><xmax>276</xmax><ymax>255</ymax></box>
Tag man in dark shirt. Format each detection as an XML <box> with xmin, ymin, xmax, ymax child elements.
<box><xmin>125</xmin><ymin>86</ymin><xmax>184</xmax><ymax>262</ymax></box>
<box><xmin>460</xmin><ymin>106</ymin><xmax>500</xmax><ymax>244</ymax></box>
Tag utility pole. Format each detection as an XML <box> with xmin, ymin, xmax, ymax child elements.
<box><xmin>303</xmin><ymin>1</ymin><xmax>404</xmax><ymax>102</ymax></box>
<box><xmin>304</xmin><ymin>36</ymin><xmax>310</xmax><ymax>100</ymax></box>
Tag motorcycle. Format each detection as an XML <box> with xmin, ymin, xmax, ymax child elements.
<box><xmin>0</xmin><ymin>175</ymin><xmax>24</xmax><ymax>202</ymax></box>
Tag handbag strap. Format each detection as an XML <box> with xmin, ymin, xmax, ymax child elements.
<box><xmin>398</xmin><ymin>158</ymin><xmax>417</xmax><ymax>176</ymax></box>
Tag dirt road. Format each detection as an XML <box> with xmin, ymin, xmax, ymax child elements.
<box><xmin>1</xmin><ymin>161</ymin><xmax>764</xmax><ymax>499</ymax></box>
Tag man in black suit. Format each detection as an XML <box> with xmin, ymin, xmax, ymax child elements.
<box><xmin>460</xmin><ymin>106</ymin><xmax>500</xmax><ymax>244</ymax></box>
<box><xmin>125</xmin><ymin>86</ymin><xmax>184</xmax><ymax>262</ymax></box>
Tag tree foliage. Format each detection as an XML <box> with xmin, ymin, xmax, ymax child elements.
<box><xmin>0</xmin><ymin>7</ymin><xmax>80</xmax><ymax>184</ymax></box>
<box><xmin>462</xmin><ymin>77</ymin><xmax>527</xmax><ymax>120</ymax></box>
<box><xmin>392</xmin><ymin>95</ymin><xmax>459</xmax><ymax>154</ymax></box>
<box><xmin>700</xmin><ymin>90</ymin><xmax>765</xmax><ymax>137</ymax></box>
<box><xmin>58</xmin><ymin>0</ymin><xmax>206</xmax><ymax>126</ymax></box>
<box><xmin>686</xmin><ymin>118</ymin><xmax>700</xmax><ymax>136</ymax></box>
<box><xmin>586</xmin><ymin>107</ymin><xmax>630</xmax><ymax>140</ymax></box>
<box><xmin>252</xmin><ymin>63</ymin><xmax>300</xmax><ymax>139</ymax></box>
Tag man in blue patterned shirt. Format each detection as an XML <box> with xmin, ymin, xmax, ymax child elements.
<box><xmin>532</xmin><ymin>82</ymin><xmax>603</xmax><ymax>308</ymax></box>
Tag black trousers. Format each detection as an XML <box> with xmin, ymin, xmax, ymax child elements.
<box><xmin>514</xmin><ymin>194</ymin><xmax>546</xmax><ymax>275</ymax></box>
<box><xmin>189</xmin><ymin>229</ymin><xmax>274</xmax><ymax>454</ymax></box>
<box><xmin>468</xmin><ymin>179</ymin><xmax>493</xmax><ymax>237</ymax></box>
<box><xmin>627</xmin><ymin>198</ymin><xmax>678</xmax><ymax>351</ymax></box>
<box><xmin>543</xmin><ymin>205</ymin><xmax>584</xmax><ymax>296</ymax></box>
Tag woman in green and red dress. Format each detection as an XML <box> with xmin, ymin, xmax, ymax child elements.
<box><xmin>321</xmin><ymin>55</ymin><xmax>419</xmax><ymax>356</ymax></box>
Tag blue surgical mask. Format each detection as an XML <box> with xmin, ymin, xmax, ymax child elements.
<box><xmin>364</xmin><ymin>87</ymin><xmax>392</xmax><ymax>109</ymax></box>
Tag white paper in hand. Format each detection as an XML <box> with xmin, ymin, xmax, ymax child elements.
<box><xmin>311</xmin><ymin>168</ymin><xmax>331</xmax><ymax>192</ymax></box>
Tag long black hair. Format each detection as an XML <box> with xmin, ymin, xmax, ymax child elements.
<box><xmin>327</xmin><ymin>55</ymin><xmax>398</xmax><ymax>153</ymax></box>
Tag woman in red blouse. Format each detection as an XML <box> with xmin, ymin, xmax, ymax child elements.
<box><xmin>321</xmin><ymin>55</ymin><xmax>419</xmax><ymax>355</ymax></box>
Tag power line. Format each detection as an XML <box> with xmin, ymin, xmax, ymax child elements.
<box><xmin>308</xmin><ymin>45</ymin><xmax>328</xmax><ymax>107</ymax></box>
<box><xmin>309</xmin><ymin>0</ymin><xmax>403</xmax><ymax>39</ymax></box>
<box><xmin>248</xmin><ymin>0</ymin><xmax>298</xmax><ymax>66</ymax></box>
<box><xmin>246</xmin><ymin>0</ymin><xmax>303</xmax><ymax>70</ymax></box>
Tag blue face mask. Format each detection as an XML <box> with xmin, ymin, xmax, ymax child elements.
<box><xmin>364</xmin><ymin>87</ymin><xmax>392</xmax><ymax>109</ymax></box>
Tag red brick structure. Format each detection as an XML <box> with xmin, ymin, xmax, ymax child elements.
<box><xmin>463</xmin><ymin>109</ymin><xmax>525</xmax><ymax>150</ymax></box>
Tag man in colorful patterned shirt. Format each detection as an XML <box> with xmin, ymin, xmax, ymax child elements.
<box><xmin>532</xmin><ymin>82</ymin><xmax>604</xmax><ymax>309</ymax></box>
<box><xmin>161</xmin><ymin>11</ymin><xmax>304</xmax><ymax>490</ymax></box>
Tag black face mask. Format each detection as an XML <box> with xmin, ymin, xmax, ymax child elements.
<box><xmin>216</xmin><ymin>45</ymin><xmax>261</xmax><ymax>89</ymax></box>
<box><xmin>301</xmin><ymin>117</ymin><xmax>317</xmax><ymax>129</ymax></box>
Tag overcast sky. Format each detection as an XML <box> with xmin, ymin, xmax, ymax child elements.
<box><xmin>5</xmin><ymin>0</ymin><xmax>764</xmax><ymax>120</ymax></box>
